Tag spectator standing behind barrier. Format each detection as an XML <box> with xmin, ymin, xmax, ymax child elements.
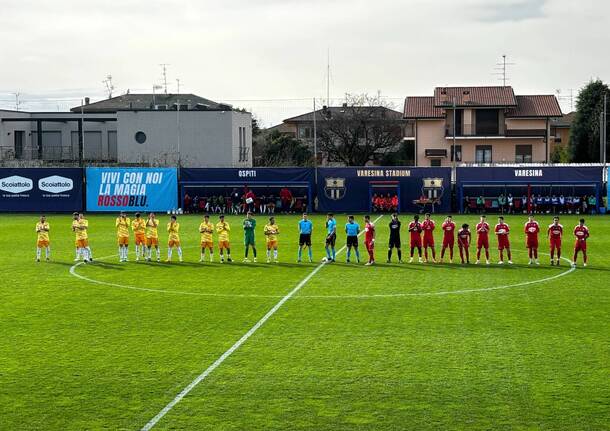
<box><xmin>245</xmin><ymin>189</ymin><xmax>256</xmax><ymax>213</ymax></box>
<box><xmin>477</xmin><ymin>195</ymin><xmax>485</xmax><ymax>214</ymax></box>
<box><xmin>280</xmin><ymin>187</ymin><xmax>293</xmax><ymax>213</ymax></box>
<box><xmin>507</xmin><ymin>194</ymin><xmax>514</xmax><ymax>214</ymax></box>
<box><xmin>588</xmin><ymin>195</ymin><xmax>596</xmax><ymax>214</ymax></box>
<box><xmin>464</xmin><ymin>196</ymin><xmax>471</xmax><ymax>214</ymax></box>
<box><xmin>498</xmin><ymin>193</ymin><xmax>506</xmax><ymax>214</ymax></box>
<box><xmin>184</xmin><ymin>193</ymin><xmax>192</xmax><ymax>214</ymax></box>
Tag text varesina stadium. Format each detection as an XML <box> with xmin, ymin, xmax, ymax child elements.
<box><xmin>356</xmin><ymin>169</ymin><xmax>411</xmax><ymax>177</ymax></box>
<box><xmin>514</xmin><ymin>169</ymin><xmax>543</xmax><ymax>177</ymax></box>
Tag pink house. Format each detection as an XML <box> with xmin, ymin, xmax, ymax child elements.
<box><xmin>404</xmin><ymin>86</ymin><xmax>563</xmax><ymax>166</ymax></box>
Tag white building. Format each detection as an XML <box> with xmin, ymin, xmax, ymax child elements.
<box><xmin>0</xmin><ymin>93</ymin><xmax>252</xmax><ymax>168</ymax></box>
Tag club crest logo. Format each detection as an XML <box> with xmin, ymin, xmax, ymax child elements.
<box><xmin>324</xmin><ymin>177</ymin><xmax>346</xmax><ymax>200</ymax></box>
<box><xmin>421</xmin><ymin>177</ymin><xmax>444</xmax><ymax>201</ymax></box>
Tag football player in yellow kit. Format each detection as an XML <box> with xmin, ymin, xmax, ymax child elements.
<box><xmin>35</xmin><ymin>215</ymin><xmax>51</xmax><ymax>262</ymax></box>
<box><xmin>116</xmin><ymin>211</ymin><xmax>131</xmax><ymax>262</ymax></box>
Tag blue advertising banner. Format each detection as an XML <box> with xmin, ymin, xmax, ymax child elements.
<box><xmin>86</xmin><ymin>167</ymin><xmax>177</xmax><ymax>212</ymax></box>
<box><xmin>0</xmin><ymin>168</ymin><xmax>83</xmax><ymax>212</ymax></box>
<box><xmin>316</xmin><ymin>167</ymin><xmax>452</xmax><ymax>213</ymax></box>
<box><xmin>456</xmin><ymin>166</ymin><xmax>603</xmax><ymax>183</ymax></box>
<box><xmin>180</xmin><ymin>168</ymin><xmax>313</xmax><ymax>183</ymax></box>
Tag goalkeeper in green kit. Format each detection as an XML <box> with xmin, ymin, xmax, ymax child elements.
<box><xmin>243</xmin><ymin>211</ymin><xmax>258</xmax><ymax>262</ymax></box>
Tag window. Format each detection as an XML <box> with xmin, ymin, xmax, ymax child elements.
<box><xmin>450</xmin><ymin>144</ymin><xmax>462</xmax><ymax>162</ymax></box>
<box><xmin>515</xmin><ymin>144</ymin><xmax>533</xmax><ymax>163</ymax></box>
<box><xmin>430</xmin><ymin>159</ymin><xmax>441</xmax><ymax>167</ymax></box>
<box><xmin>135</xmin><ymin>131</ymin><xmax>147</xmax><ymax>144</ymax></box>
<box><xmin>298</xmin><ymin>126</ymin><xmax>313</xmax><ymax>139</ymax></box>
<box><xmin>475</xmin><ymin>109</ymin><xmax>500</xmax><ymax>135</ymax></box>
<box><xmin>475</xmin><ymin>145</ymin><xmax>492</xmax><ymax>163</ymax></box>
<box><xmin>238</xmin><ymin>126</ymin><xmax>249</xmax><ymax>162</ymax></box>
<box><xmin>14</xmin><ymin>131</ymin><xmax>24</xmax><ymax>159</ymax></box>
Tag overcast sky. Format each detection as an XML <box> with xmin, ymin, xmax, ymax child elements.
<box><xmin>0</xmin><ymin>0</ymin><xmax>608</xmax><ymax>125</ymax></box>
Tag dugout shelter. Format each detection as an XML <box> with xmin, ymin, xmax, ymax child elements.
<box><xmin>456</xmin><ymin>166</ymin><xmax>604</xmax><ymax>213</ymax></box>
<box><xmin>179</xmin><ymin>168</ymin><xmax>314</xmax><ymax>213</ymax></box>
<box><xmin>316</xmin><ymin>167</ymin><xmax>452</xmax><ymax>213</ymax></box>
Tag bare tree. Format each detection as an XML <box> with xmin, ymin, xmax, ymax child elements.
<box><xmin>318</xmin><ymin>94</ymin><xmax>405</xmax><ymax>166</ymax></box>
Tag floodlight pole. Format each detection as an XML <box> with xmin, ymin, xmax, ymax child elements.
<box><xmin>452</xmin><ymin>97</ymin><xmax>457</xmax><ymax>170</ymax></box>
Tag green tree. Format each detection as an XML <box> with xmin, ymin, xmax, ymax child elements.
<box><xmin>257</xmin><ymin>130</ymin><xmax>313</xmax><ymax>167</ymax></box>
<box><xmin>550</xmin><ymin>145</ymin><xmax>570</xmax><ymax>163</ymax></box>
<box><xmin>569</xmin><ymin>80</ymin><xmax>609</xmax><ymax>162</ymax></box>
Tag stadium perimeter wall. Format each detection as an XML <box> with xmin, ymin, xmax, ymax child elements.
<box><xmin>456</xmin><ymin>166</ymin><xmax>604</xmax><ymax>213</ymax></box>
<box><xmin>0</xmin><ymin>166</ymin><xmax>607</xmax><ymax>213</ymax></box>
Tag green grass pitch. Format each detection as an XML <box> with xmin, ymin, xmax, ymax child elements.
<box><xmin>1</xmin><ymin>212</ymin><xmax>609</xmax><ymax>430</ymax></box>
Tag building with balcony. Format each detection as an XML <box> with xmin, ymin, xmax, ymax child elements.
<box><xmin>404</xmin><ymin>86</ymin><xmax>563</xmax><ymax>166</ymax></box>
<box><xmin>0</xmin><ymin>93</ymin><xmax>252</xmax><ymax>168</ymax></box>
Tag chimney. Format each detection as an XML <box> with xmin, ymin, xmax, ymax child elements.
<box><xmin>463</xmin><ymin>90</ymin><xmax>470</xmax><ymax>104</ymax></box>
<box><xmin>440</xmin><ymin>88</ymin><xmax>448</xmax><ymax>104</ymax></box>
<box><xmin>85</xmin><ymin>97</ymin><xmax>90</xmax><ymax>105</ymax></box>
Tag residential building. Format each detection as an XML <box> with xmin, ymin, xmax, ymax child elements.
<box><xmin>0</xmin><ymin>93</ymin><xmax>252</xmax><ymax>168</ymax></box>
<box><xmin>404</xmin><ymin>86</ymin><xmax>563</xmax><ymax>166</ymax></box>
<box><xmin>273</xmin><ymin>105</ymin><xmax>410</xmax><ymax>165</ymax></box>
<box><xmin>550</xmin><ymin>111</ymin><xmax>574</xmax><ymax>153</ymax></box>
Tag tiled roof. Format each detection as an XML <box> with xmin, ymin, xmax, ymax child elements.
<box><xmin>550</xmin><ymin>111</ymin><xmax>575</xmax><ymax>126</ymax></box>
<box><xmin>505</xmin><ymin>95</ymin><xmax>562</xmax><ymax>117</ymax></box>
<box><xmin>70</xmin><ymin>93</ymin><xmax>227</xmax><ymax>113</ymax></box>
<box><xmin>433</xmin><ymin>86</ymin><xmax>517</xmax><ymax>107</ymax></box>
<box><xmin>403</xmin><ymin>96</ymin><xmax>444</xmax><ymax>119</ymax></box>
<box><xmin>283</xmin><ymin>106</ymin><xmax>403</xmax><ymax>123</ymax></box>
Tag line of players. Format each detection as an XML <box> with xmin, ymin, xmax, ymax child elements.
<box><xmin>397</xmin><ymin>213</ymin><xmax>590</xmax><ymax>267</ymax></box>
<box><xmin>35</xmin><ymin>211</ymin><xmax>590</xmax><ymax>267</ymax></box>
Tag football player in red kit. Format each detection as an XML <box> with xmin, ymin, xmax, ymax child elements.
<box><xmin>475</xmin><ymin>215</ymin><xmax>490</xmax><ymax>265</ymax></box>
<box><xmin>494</xmin><ymin>216</ymin><xmax>513</xmax><ymax>264</ymax></box>
<box><xmin>524</xmin><ymin>214</ymin><xmax>540</xmax><ymax>265</ymax></box>
<box><xmin>572</xmin><ymin>218</ymin><xmax>589</xmax><ymax>267</ymax></box>
<box><xmin>421</xmin><ymin>213</ymin><xmax>436</xmax><ymax>263</ymax></box>
<box><xmin>363</xmin><ymin>215</ymin><xmax>375</xmax><ymax>266</ymax></box>
<box><xmin>440</xmin><ymin>215</ymin><xmax>456</xmax><ymax>263</ymax></box>
<box><xmin>547</xmin><ymin>216</ymin><xmax>563</xmax><ymax>266</ymax></box>
<box><xmin>408</xmin><ymin>215</ymin><xmax>423</xmax><ymax>263</ymax></box>
<box><xmin>457</xmin><ymin>223</ymin><xmax>471</xmax><ymax>264</ymax></box>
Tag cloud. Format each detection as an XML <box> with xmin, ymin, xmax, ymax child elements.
<box><xmin>470</xmin><ymin>0</ymin><xmax>547</xmax><ymax>22</ymax></box>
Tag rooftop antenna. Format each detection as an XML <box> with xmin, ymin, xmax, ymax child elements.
<box><xmin>14</xmin><ymin>92</ymin><xmax>20</xmax><ymax>111</ymax></box>
<box><xmin>102</xmin><ymin>75</ymin><xmax>114</xmax><ymax>98</ymax></box>
<box><xmin>556</xmin><ymin>88</ymin><xmax>575</xmax><ymax>112</ymax></box>
<box><xmin>160</xmin><ymin>64</ymin><xmax>170</xmax><ymax>94</ymax></box>
<box><xmin>493</xmin><ymin>54</ymin><xmax>515</xmax><ymax>86</ymax></box>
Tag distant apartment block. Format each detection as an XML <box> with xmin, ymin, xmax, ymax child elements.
<box><xmin>0</xmin><ymin>93</ymin><xmax>252</xmax><ymax>168</ymax></box>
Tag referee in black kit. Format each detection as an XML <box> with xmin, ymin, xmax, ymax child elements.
<box><xmin>387</xmin><ymin>213</ymin><xmax>402</xmax><ymax>263</ymax></box>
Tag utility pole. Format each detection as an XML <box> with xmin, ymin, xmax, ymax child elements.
<box><xmin>176</xmin><ymin>78</ymin><xmax>181</xmax><ymax>168</ymax></box>
<box><xmin>313</xmin><ymin>98</ymin><xmax>318</xmax><ymax>185</ymax></box>
<box><xmin>452</xmin><ymin>97</ymin><xmax>457</xmax><ymax>170</ymax></box>
<box><xmin>601</xmin><ymin>93</ymin><xmax>608</xmax><ymax>168</ymax></box>
<box><xmin>326</xmin><ymin>48</ymin><xmax>330</xmax><ymax>106</ymax></box>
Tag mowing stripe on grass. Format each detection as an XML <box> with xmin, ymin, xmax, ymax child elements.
<box><xmin>139</xmin><ymin>215</ymin><xmax>383</xmax><ymax>431</ymax></box>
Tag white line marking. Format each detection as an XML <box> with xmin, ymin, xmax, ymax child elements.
<box><xmin>70</xmin><ymin>251</ymin><xmax>576</xmax><ymax>300</ymax></box>
<box><xmin>139</xmin><ymin>215</ymin><xmax>384</xmax><ymax>430</ymax></box>
<box><xmin>296</xmin><ymin>253</ymin><xmax>577</xmax><ymax>299</ymax></box>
